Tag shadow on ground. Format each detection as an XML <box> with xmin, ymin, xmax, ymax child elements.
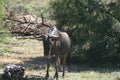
<box><xmin>27</xmin><ymin>76</ymin><xmax>55</xmax><ymax>80</ymax></box>
<box><xmin>22</xmin><ymin>55</ymin><xmax>120</xmax><ymax>74</ymax></box>
<box><xmin>23</xmin><ymin>56</ymin><xmax>55</xmax><ymax>70</ymax></box>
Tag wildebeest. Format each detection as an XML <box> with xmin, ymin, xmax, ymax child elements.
<box><xmin>43</xmin><ymin>27</ymin><xmax>71</xmax><ymax>80</ymax></box>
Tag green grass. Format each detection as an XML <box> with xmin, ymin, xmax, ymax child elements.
<box><xmin>59</xmin><ymin>72</ymin><xmax>116</xmax><ymax>80</ymax></box>
<box><xmin>56</xmin><ymin>68</ymin><xmax>120</xmax><ymax>80</ymax></box>
<box><xmin>0</xmin><ymin>33</ymin><xmax>12</xmax><ymax>56</ymax></box>
<box><xmin>0</xmin><ymin>47</ymin><xmax>12</xmax><ymax>56</ymax></box>
<box><xmin>0</xmin><ymin>67</ymin><xmax>119</xmax><ymax>80</ymax></box>
<box><xmin>57</xmin><ymin>68</ymin><xmax>119</xmax><ymax>80</ymax></box>
<box><xmin>23</xmin><ymin>68</ymin><xmax>120</xmax><ymax>80</ymax></box>
<box><xmin>0</xmin><ymin>34</ymin><xmax>10</xmax><ymax>44</ymax></box>
<box><xmin>24</xmin><ymin>67</ymin><xmax>120</xmax><ymax>80</ymax></box>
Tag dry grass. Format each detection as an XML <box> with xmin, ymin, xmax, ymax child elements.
<box><xmin>11</xmin><ymin>0</ymin><xmax>45</xmax><ymax>3</ymax></box>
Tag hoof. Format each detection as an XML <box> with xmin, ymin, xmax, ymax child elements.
<box><xmin>53</xmin><ymin>76</ymin><xmax>59</xmax><ymax>80</ymax></box>
<box><xmin>56</xmin><ymin>78</ymin><xmax>59</xmax><ymax>80</ymax></box>
<box><xmin>45</xmin><ymin>76</ymin><xmax>49</xmax><ymax>80</ymax></box>
<box><xmin>62</xmin><ymin>76</ymin><xmax>65</xmax><ymax>78</ymax></box>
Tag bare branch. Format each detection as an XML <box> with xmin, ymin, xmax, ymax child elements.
<box><xmin>21</xmin><ymin>23</ymin><xmax>31</xmax><ymax>33</ymax></box>
<box><xmin>33</xmin><ymin>7</ymin><xmax>51</xmax><ymax>27</ymax></box>
<box><xmin>40</xmin><ymin>9</ymin><xmax>51</xmax><ymax>27</ymax></box>
<box><xmin>0</xmin><ymin>31</ymin><xmax>11</xmax><ymax>34</ymax></box>
<box><xmin>41</xmin><ymin>9</ymin><xmax>44</xmax><ymax>24</ymax></box>
<box><xmin>5</xmin><ymin>17</ymin><xmax>38</xmax><ymax>24</ymax></box>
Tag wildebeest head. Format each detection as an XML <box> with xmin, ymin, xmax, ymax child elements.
<box><xmin>43</xmin><ymin>27</ymin><xmax>61</xmax><ymax>58</ymax></box>
<box><xmin>48</xmin><ymin>27</ymin><xmax>61</xmax><ymax>41</ymax></box>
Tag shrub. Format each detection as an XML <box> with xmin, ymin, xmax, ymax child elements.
<box><xmin>48</xmin><ymin>0</ymin><xmax>120</xmax><ymax>65</ymax></box>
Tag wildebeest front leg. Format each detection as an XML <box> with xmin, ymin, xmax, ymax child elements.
<box><xmin>62</xmin><ymin>53</ymin><xmax>68</xmax><ymax>77</ymax></box>
<box><xmin>45</xmin><ymin>61</ymin><xmax>50</xmax><ymax>79</ymax></box>
<box><xmin>54</xmin><ymin>55</ymin><xmax>60</xmax><ymax>80</ymax></box>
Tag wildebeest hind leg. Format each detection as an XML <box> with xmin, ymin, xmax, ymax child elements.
<box><xmin>54</xmin><ymin>55</ymin><xmax>60</xmax><ymax>80</ymax></box>
<box><xmin>62</xmin><ymin>53</ymin><xmax>68</xmax><ymax>77</ymax></box>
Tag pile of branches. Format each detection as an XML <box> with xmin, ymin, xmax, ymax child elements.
<box><xmin>0</xmin><ymin>2</ymin><xmax>56</xmax><ymax>37</ymax></box>
<box><xmin>5</xmin><ymin>13</ymin><xmax>42</xmax><ymax>36</ymax></box>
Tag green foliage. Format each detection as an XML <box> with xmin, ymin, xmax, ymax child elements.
<box><xmin>0</xmin><ymin>0</ymin><xmax>11</xmax><ymax>57</ymax></box>
<box><xmin>8</xmin><ymin>0</ymin><xmax>50</xmax><ymax>18</ymax></box>
<box><xmin>8</xmin><ymin>0</ymin><xmax>34</xmax><ymax>14</ymax></box>
<box><xmin>0</xmin><ymin>0</ymin><xmax>4</xmax><ymax>26</ymax></box>
<box><xmin>0</xmin><ymin>47</ymin><xmax>12</xmax><ymax>56</ymax></box>
<box><xmin>48</xmin><ymin>0</ymin><xmax>120</xmax><ymax>65</ymax></box>
<box><xmin>0</xmin><ymin>34</ymin><xmax>9</xmax><ymax>44</ymax></box>
<box><xmin>0</xmin><ymin>34</ymin><xmax>11</xmax><ymax>57</ymax></box>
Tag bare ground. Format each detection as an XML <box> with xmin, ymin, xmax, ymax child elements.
<box><xmin>0</xmin><ymin>38</ymin><xmax>46</xmax><ymax>77</ymax></box>
<box><xmin>0</xmin><ymin>37</ymin><xmax>74</xmax><ymax>79</ymax></box>
<box><xmin>0</xmin><ymin>37</ymin><xmax>120</xmax><ymax>80</ymax></box>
